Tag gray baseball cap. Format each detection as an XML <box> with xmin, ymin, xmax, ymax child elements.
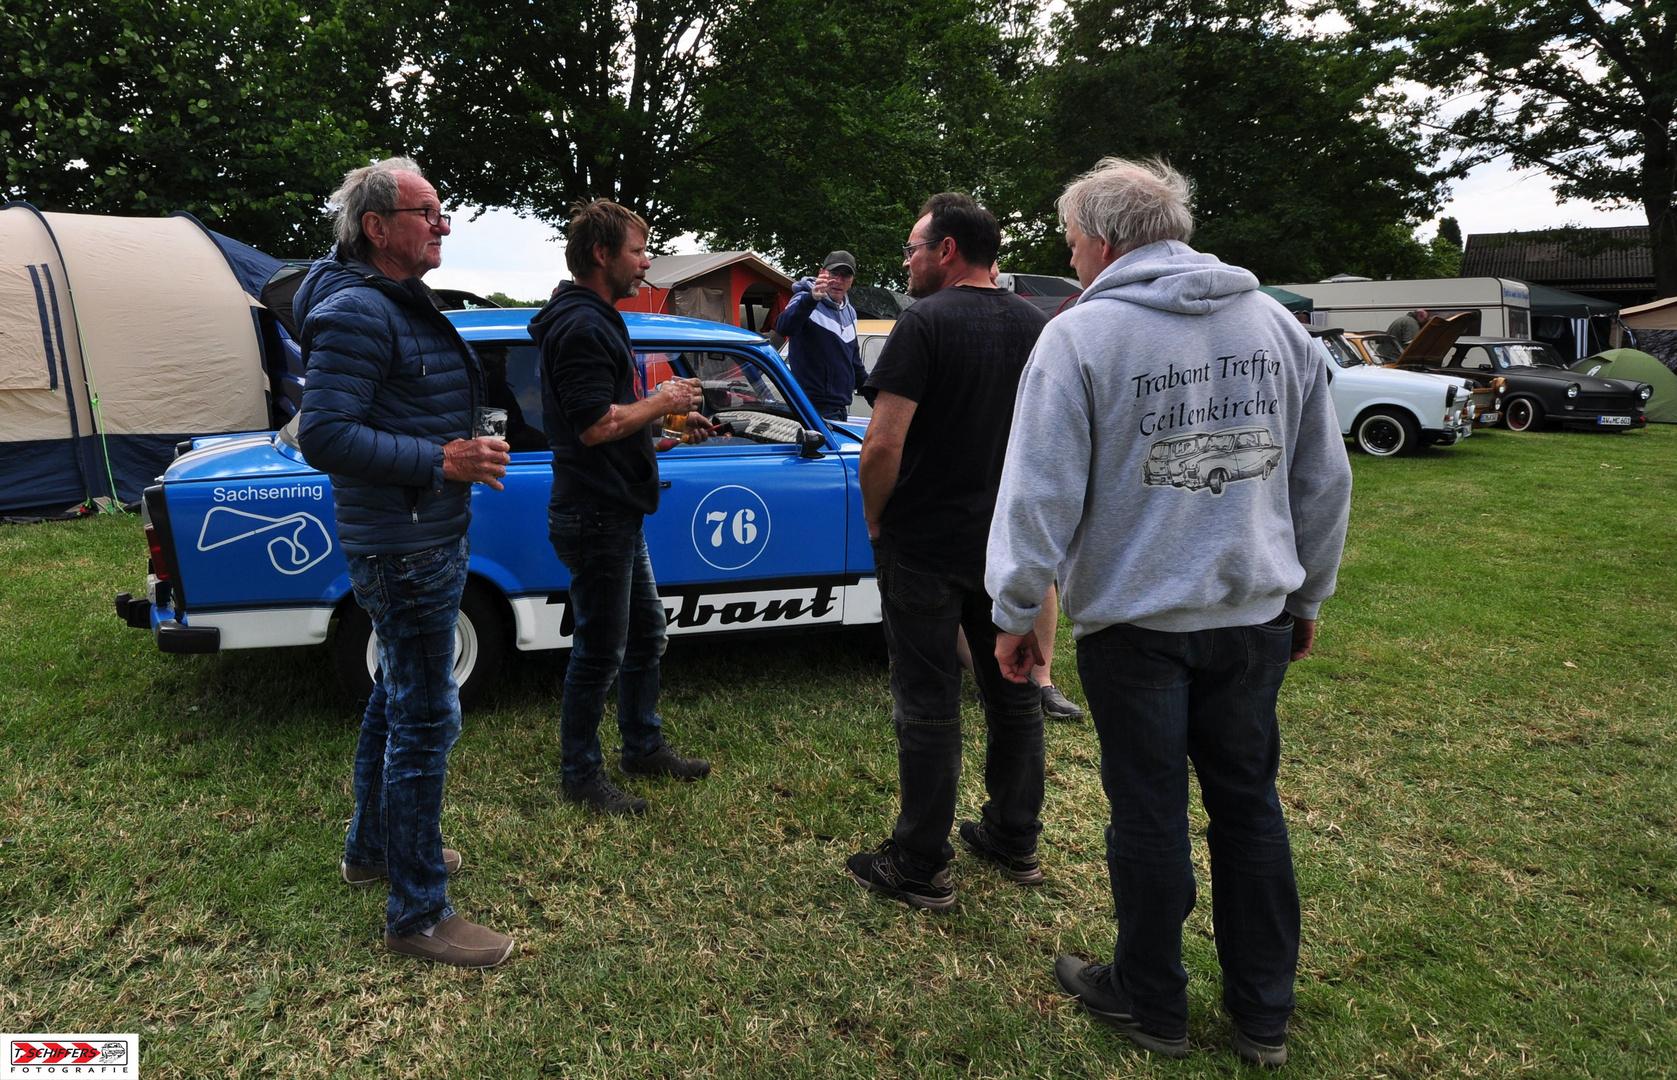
<box><xmin>822</xmin><ymin>250</ymin><xmax>857</xmax><ymax>274</ymax></box>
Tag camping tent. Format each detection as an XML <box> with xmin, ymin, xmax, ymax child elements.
<box><xmin>616</xmin><ymin>252</ymin><xmax>793</xmax><ymax>335</ymax></box>
<box><xmin>0</xmin><ymin>204</ymin><xmax>269</xmax><ymax>513</ymax></box>
<box><xmin>1612</xmin><ymin>296</ymin><xmax>1677</xmax><ymax>375</ymax></box>
<box><xmin>1259</xmin><ymin>285</ymin><xmax>1313</xmax><ymax>313</ymax></box>
<box><xmin>1570</xmin><ymin>349</ymin><xmax>1677</xmax><ymax>423</ymax></box>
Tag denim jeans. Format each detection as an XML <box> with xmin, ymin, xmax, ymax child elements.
<box><xmin>1075</xmin><ymin>617</ymin><xmax>1300</xmax><ymax>1041</ymax></box>
<box><xmin>548</xmin><ymin>501</ymin><xmax>668</xmax><ymax>787</ymax></box>
<box><xmin>874</xmin><ymin>536</ymin><xmax>1044</xmax><ymax>877</ymax></box>
<box><xmin>820</xmin><ymin>406</ymin><xmax>849</xmax><ymax>423</ymax></box>
<box><xmin>341</xmin><ymin>536</ymin><xmax>469</xmax><ymax>937</ymax></box>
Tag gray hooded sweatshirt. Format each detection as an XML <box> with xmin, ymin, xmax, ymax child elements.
<box><xmin>986</xmin><ymin>240</ymin><xmax>1352</xmax><ymax>638</ymax></box>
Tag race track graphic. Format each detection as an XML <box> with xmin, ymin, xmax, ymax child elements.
<box><xmin>196</xmin><ymin>506</ymin><xmax>334</xmax><ymax>575</ymax></box>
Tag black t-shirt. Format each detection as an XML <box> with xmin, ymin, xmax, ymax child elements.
<box><xmin>865</xmin><ymin>285</ymin><xmax>1047</xmax><ymax>574</ymax></box>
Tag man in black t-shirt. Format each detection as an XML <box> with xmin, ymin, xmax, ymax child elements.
<box><xmin>846</xmin><ymin>193</ymin><xmax>1049</xmax><ymax>910</ymax></box>
<box><xmin>529</xmin><ymin>200</ymin><xmax>714</xmax><ymax>816</ymax></box>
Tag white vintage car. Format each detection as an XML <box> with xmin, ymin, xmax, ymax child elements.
<box><xmin>1312</xmin><ymin>327</ymin><xmax>1476</xmax><ymax>456</ymax></box>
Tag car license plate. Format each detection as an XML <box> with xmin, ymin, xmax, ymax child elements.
<box><xmin>1597</xmin><ymin>415</ymin><xmax>1631</xmax><ymax>426</ymax></box>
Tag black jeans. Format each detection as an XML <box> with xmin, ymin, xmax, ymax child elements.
<box><xmin>548</xmin><ymin>502</ymin><xmax>668</xmax><ymax>787</ymax></box>
<box><xmin>873</xmin><ymin>536</ymin><xmax>1044</xmax><ymax>876</ymax></box>
<box><xmin>1076</xmin><ymin>617</ymin><xmax>1300</xmax><ymax>1041</ymax></box>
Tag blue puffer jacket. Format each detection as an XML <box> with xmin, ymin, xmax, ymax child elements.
<box><xmin>295</xmin><ymin>249</ymin><xmax>482</xmax><ymax>556</ymax></box>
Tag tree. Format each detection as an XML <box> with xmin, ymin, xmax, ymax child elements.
<box><xmin>0</xmin><ymin>0</ymin><xmax>399</xmax><ymax>254</ymax></box>
<box><xmin>1001</xmin><ymin>0</ymin><xmax>1445</xmax><ymax>283</ymax></box>
<box><xmin>1347</xmin><ymin>0</ymin><xmax>1677</xmax><ymax>296</ymax></box>
<box><xmin>390</xmin><ymin>0</ymin><xmax>730</xmax><ymax>245</ymax></box>
<box><xmin>668</xmin><ymin>0</ymin><xmax>1038</xmax><ymax>284</ymax></box>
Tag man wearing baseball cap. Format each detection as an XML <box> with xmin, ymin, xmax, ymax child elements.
<box><xmin>775</xmin><ymin>250</ymin><xmax>868</xmax><ymax>422</ymax></box>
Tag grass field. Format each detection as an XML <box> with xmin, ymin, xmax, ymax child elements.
<box><xmin>2</xmin><ymin>424</ymin><xmax>1674</xmax><ymax>1079</ymax></box>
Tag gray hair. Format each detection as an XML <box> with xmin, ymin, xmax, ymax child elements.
<box><xmin>329</xmin><ymin>156</ymin><xmax>424</xmax><ymax>262</ymax></box>
<box><xmin>1057</xmin><ymin>157</ymin><xmax>1194</xmax><ymax>254</ymax></box>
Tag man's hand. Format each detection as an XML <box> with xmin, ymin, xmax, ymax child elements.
<box><xmin>655</xmin><ymin>377</ymin><xmax>704</xmax><ymax>414</ymax></box>
<box><xmin>442</xmin><ymin>437</ymin><xmax>511</xmax><ymax>490</ymax></box>
<box><xmin>682</xmin><ymin>412</ymin><xmax>716</xmax><ymax>444</ymax></box>
<box><xmin>1290</xmin><ymin>617</ymin><xmax>1317</xmax><ymax>661</ymax></box>
<box><xmin>812</xmin><ymin>269</ymin><xmax>830</xmax><ymax>301</ymax></box>
<box><xmin>995</xmin><ymin>630</ymin><xmax>1045</xmax><ymax>684</ymax></box>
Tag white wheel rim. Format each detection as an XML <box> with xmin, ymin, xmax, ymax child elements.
<box><xmin>365</xmin><ymin>609</ymin><xmax>481</xmax><ymax>687</ymax></box>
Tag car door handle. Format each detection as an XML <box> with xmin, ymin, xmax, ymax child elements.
<box><xmin>660</xmin><ymin>480</ymin><xmax>671</xmax><ymax>489</ymax></box>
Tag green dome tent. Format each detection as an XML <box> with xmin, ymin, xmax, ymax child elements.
<box><xmin>1570</xmin><ymin>349</ymin><xmax>1677</xmax><ymax>423</ymax></box>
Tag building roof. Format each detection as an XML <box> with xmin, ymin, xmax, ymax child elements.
<box><xmin>642</xmin><ymin>251</ymin><xmax>793</xmax><ymax>291</ymax></box>
<box><xmin>1461</xmin><ymin>226</ymin><xmax>1651</xmax><ymax>291</ymax></box>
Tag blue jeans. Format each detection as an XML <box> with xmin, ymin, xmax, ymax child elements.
<box><xmin>1076</xmin><ymin>617</ymin><xmax>1300</xmax><ymax>1041</ymax></box>
<box><xmin>820</xmin><ymin>406</ymin><xmax>849</xmax><ymax>423</ymax></box>
<box><xmin>548</xmin><ymin>502</ymin><xmax>667</xmax><ymax>787</ymax></box>
<box><xmin>341</xmin><ymin>537</ymin><xmax>469</xmax><ymax>937</ymax></box>
<box><xmin>874</xmin><ymin>536</ymin><xmax>1044</xmax><ymax>876</ymax></box>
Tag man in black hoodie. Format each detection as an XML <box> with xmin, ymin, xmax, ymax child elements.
<box><xmin>530</xmin><ymin>199</ymin><xmax>713</xmax><ymax>815</ymax></box>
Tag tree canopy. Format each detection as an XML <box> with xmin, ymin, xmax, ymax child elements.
<box><xmin>1344</xmin><ymin>0</ymin><xmax>1677</xmax><ymax>296</ymax></box>
<box><xmin>4</xmin><ymin>0</ymin><xmax>1460</xmax><ymax>285</ymax></box>
<box><xmin>1</xmin><ymin>0</ymin><xmax>398</xmax><ymax>254</ymax></box>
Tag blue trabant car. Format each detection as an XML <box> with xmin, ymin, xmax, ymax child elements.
<box><xmin>113</xmin><ymin>309</ymin><xmax>879</xmax><ymax>707</ymax></box>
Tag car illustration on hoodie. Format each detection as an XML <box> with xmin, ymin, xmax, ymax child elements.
<box><xmin>1143</xmin><ymin>425</ymin><xmax>1282</xmax><ymax>494</ymax></box>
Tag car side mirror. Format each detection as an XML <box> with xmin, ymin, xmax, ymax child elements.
<box><xmin>799</xmin><ymin>428</ymin><xmax>826</xmax><ymax>459</ymax></box>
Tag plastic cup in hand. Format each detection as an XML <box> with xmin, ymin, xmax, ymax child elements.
<box><xmin>474</xmin><ymin>407</ymin><xmax>508</xmax><ymax>439</ymax></box>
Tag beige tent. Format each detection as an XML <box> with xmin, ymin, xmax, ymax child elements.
<box><xmin>1612</xmin><ymin>296</ymin><xmax>1677</xmax><ymax>376</ymax></box>
<box><xmin>0</xmin><ymin>204</ymin><xmax>268</xmax><ymax>512</ymax></box>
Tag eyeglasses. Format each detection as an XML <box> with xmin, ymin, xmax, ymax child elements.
<box><xmin>390</xmin><ymin>206</ymin><xmax>451</xmax><ymax>227</ymax></box>
<box><xmin>902</xmin><ymin>238</ymin><xmax>943</xmax><ymax>259</ymax></box>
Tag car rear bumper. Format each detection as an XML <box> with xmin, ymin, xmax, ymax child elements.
<box><xmin>114</xmin><ymin>591</ymin><xmax>221</xmax><ymax>653</ymax></box>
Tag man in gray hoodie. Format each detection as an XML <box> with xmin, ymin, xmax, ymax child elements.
<box><xmin>986</xmin><ymin>159</ymin><xmax>1352</xmax><ymax>1068</ymax></box>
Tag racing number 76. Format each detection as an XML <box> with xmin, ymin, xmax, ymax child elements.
<box><xmin>706</xmin><ymin>509</ymin><xmax>758</xmax><ymax>547</ymax></box>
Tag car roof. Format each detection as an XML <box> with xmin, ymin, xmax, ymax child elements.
<box><xmin>1157</xmin><ymin>424</ymin><xmax>1272</xmax><ymax>441</ymax></box>
<box><xmin>445</xmin><ymin>306</ymin><xmax>771</xmax><ymax>346</ymax></box>
<box><xmin>1451</xmin><ymin>336</ymin><xmax>1551</xmax><ymax>346</ymax></box>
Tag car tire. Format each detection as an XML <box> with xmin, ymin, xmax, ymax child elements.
<box><xmin>1354</xmin><ymin>409</ymin><xmax>1419</xmax><ymax>457</ymax></box>
<box><xmin>1207</xmin><ymin>468</ymin><xmax>1229</xmax><ymax>495</ymax></box>
<box><xmin>331</xmin><ymin>583</ymin><xmax>507</xmax><ymax>712</ymax></box>
<box><xmin>1504</xmin><ymin>397</ymin><xmax>1543</xmax><ymax>433</ymax></box>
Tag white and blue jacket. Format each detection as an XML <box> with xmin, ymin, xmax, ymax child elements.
<box><xmin>775</xmin><ymin>277</ymin><xmax>867</xmax><ymax>416</ymax></box>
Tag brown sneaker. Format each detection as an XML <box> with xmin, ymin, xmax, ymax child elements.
<box><xmin>385</xmin><ymin>914</ymin><xmax>516</xmax><ymax>968</ymax></box>
<box><xmin>341</xmin><ymin>848</ymin><xmax>462</xmax><ymax>886</ymax></box>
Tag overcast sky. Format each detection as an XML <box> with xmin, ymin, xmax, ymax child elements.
<box><xmin>423</xmin><ymin>157</ymin><xmax>1653</xmax><ymax>300</ymax></box>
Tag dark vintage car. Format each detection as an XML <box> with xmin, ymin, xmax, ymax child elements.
<box><xmin>1384</xmin><ymin>322</ymin><xmax>1651</xmax><ymax>433</ymax></box>
<box><xmin>1431</xmin><ymin>337</ymin><xmax>1652</xmax><ymax>432</ymax></box>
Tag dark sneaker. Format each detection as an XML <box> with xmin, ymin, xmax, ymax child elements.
<box><xmin>1053</xmin><ymin>955</ymin><xmax>1190</xmax><ymax>1059</ymax></box>
<box><xmin>385</xmin><ymin>914</ymin><xmax>516</xmax><ymax>968</ymax></box>
<box><xmin>958</xmin><ymin>820</ymin><xmax>1044</xmax><ymax>885</ymax></box>
<box><xmin>621</xmin><ymin>745</ymin><xmax>712</xmax><ymax>781</ymax></box>
<box><xmin>342</xmin><ymin>848</ymin><xmax>462</xmax><ymax>886</ymax></box>
<box><xmin>1233</xmin><ymin>1029</ymin><xmax>1288</xmax><ymax>1068</ymax></box>
<box><xmin>1041</xmin><ymin>684</ymin><xmax>1086</xmax><ymax>720</ymax></box>
<box><xmin>846</xmin><ymin>839</ymin><xmax>955</xmax><ymax>912</ymax></box>
<box><xmin>563</xmin><ymin>771</ymin><xmax>649</xmax><ymax>816</ymax></box>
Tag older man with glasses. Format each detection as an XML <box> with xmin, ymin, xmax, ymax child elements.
<box><xmin>297</xmin><ymin>156</ymin><xmax>515</xmax><ymax>968</ymax></box>
<box><xmin>775</xmin><ymin>250</ymin><xmax>869</xmax><ymax>423</ymax></box>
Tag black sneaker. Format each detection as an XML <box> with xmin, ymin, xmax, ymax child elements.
<box><xmin>846</xmin><ymin>839</ymin><xmax>955</xmax><ymax>911</ymax></box>
<box><xmin>1053</xmin><ymin>955</ymin><xmax>1190</xmax><ymax>1059</ymax></box>
<box><xmin>958</xmin><ymin>820</ymin><xmax>1044</xmax><ymax>885</ymax></box>
<box><xmin>1041</xmin><ymin>684</ymin><xmax>1086</xmax><ymax>721</ymax></box>
<box><xmin>562</xmin><ymin>770</ymin><xmax>649</xmax><ymax>816</ymax></box>
<box><xmin>1232</xmin><ymin>1029</ymin><xmax>1288</xmax><ymax>1068</ymax></box>
<box><xmin>621</xmin><ymin>745</ymin><xmax>711</xmax><ymax>781</ymax></box>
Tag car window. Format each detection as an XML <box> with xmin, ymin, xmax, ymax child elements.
<box><xmin>1362</xmin><ymin>334</ymin><xmax>1403</xmax><ymax>365</ymax></box>
<box><xmin>477</xmin><ymin>342</ymin><xmax>548</xmax><ymax>451</ymax></box>
<box><xmin>1317</xmin><ymin>333</ymin><xmax>1362</xmax><ymax>367</ymax></box>
<box><xmin>640</xmin><ymin>349</ymin><xmax>807</xmax><ymax>445</ymax></box>
<box><xmin>1235</xmin><ymin>431</ymin><xmax>1261</xmax><ymax>449</ymax></box>
<box><xmin>1495</xmin><ymin>343</ymin><xmax>1564</xmax><ymax>369</ymax></box>
<box><xmin>1450</xmin><ymin>346</ymin><xmax>1494</xmax><ymax>371</ymax></box>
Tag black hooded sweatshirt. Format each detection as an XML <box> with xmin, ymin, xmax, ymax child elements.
<box><xmin>531</xmin><ymin>282</ymin><xmax>660</xmax><ymax>515</ymax></box>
